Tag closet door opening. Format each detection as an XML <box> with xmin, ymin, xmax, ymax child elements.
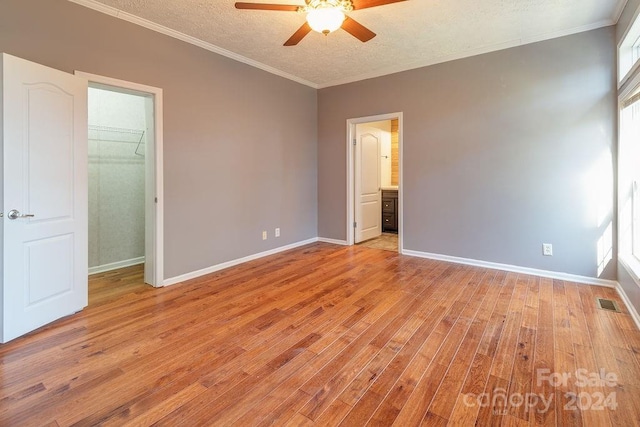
<box><xmin>87</xmin><ymin>85</ymin><xmax>155</xmax><ymax>284</ymax></box>
<box><xmin>88</xmin><ymin>87</ymin><xmax>149</xmax><ymax>280</ymax></box>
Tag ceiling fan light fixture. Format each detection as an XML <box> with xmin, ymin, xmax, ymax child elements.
<box><xmin>306</xmin><ymin>7</ymin><xmax>345</xmax><ymax>34</ymax></box>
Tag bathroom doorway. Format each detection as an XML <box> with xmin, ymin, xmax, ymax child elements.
<box><xmin>347</xmin><ymin>113</ymin><xmax>403</xmax><ymax>253</ymax></box>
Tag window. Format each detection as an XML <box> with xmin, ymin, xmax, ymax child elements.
<box><xmin>634</xmin><ymin>180</ymin><xmax>640</xmax><ymax>261</ymax></box>
<box><xmin>618</xmin><ymin>4</ymin><xmax>640</xmax><ymax>280</ymax></box>
<box><xmin>619</xmin><ymin>12</ymin><xmax>640</xmax><ymax>83</ymax></box>
<box><xmin>619</xmin><ymin>85</ymin><xmax>640</xmax><ymax>278</ymax></box>
<box><xmin>633</xmin><ymin>35</ymin><xmax>640</xmax><ymax>67</ymax></box>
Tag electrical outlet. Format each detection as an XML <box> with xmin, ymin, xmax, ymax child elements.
<box><xmin>262</xmin><ymin>231</ymin><xmax>267</xmax><ymax>240</ymax></box>
<box><xmin>542</xmin><ymin>243</ymin><xmax>553</xmax><ymax>256</ymax></box>
<box><xmin>275</xmin><ymin>228</ymin><xmax>280</xmax><ymax>237</ymax></box>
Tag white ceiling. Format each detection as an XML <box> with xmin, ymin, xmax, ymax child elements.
<box><xmin>70</xmin><ymin>0</ymin><xmax>626</xmax><ymax>88</ymax></box>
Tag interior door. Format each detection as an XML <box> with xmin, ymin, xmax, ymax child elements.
<box><xmin>1</xmin><ymin>53</ymin><xmax>88</xmax><ymax>343</ymax></box>
<box><xmin>355</xmin><ymin>125</ymin><xmax>382</xmax><ymax>243</ymax></box>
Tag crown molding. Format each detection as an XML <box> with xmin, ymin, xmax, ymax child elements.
<box><xmin>68</xmin><ymin>0</ymin><xmax>617</xmax><ymax>91</ymax></box>
<box><xmin>613</xmin><ymin>0</ymin><xmax>630</xmax><ymax>24</ymax></box>
<box><xmin>66</xmin><ymin>0</ymin><xmax>319</xmax><ymax>89</ymax></box>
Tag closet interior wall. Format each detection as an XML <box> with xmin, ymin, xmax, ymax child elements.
<box><xmin>88</xmin><ymin>87</ymin><xmax>146</xmax><ymax>273</ymax></box>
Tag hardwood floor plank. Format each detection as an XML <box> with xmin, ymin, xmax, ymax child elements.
<box><xmin>475</xmin><ymin>272</ymin><xmax>527</xmax><ymax>425</ymax></box>
<box><xmin>529</xmin><ymin>277</ymin><xmax>556</xmax><ymax>427</ymax></box>
<box><xmin>581</xmin><ymin>284</ymin><xmax>640</xmax><ymax>426</ymax></box>
<box><xmin>247</xmin><ymin>322</ymin><xmax>372</xmax><ymax>426</ymax></box>
<box><xmin>490</xmin><ymin>273</ymin><xmax>528</xmax><ymax>381</ymax></box>
<box><xmin>376</xmin><ymin>269</ymin><xmax>488</xmax><ymax>425</ymax></box>
<box><xmin>117</xmin><ymin>382</ymin><xmax>208</xmax><ymax>427</ymax></box>
<box><xmin>504</xmin><ymin>277</ymin><xmax>537</xmax><ymax>423</ymax></box>
<box><xmin>284</xmin><ymin>412</ymin><xmax>314</xmax><ymax>427</ymax></box>
<box><xmin>338</xmin><ymin>294</ymin><xmax>452</xmax><ymax>423</ymax></box>
<box><xmin>426</xmin><ymin>270</ymin><xmax>503</xmax><ymax>421</ymax></box>
<box><xmin>158</xmin><ymin>349</ymin><xmax>318</xmax><ymax>425</ymax></box>
<box><xmin>297</xmin><ymin>276</ymin><xmax>444</xmax><ymax>421</ymax></box>
<box><xmin>507</xmin><ymin>326</ymin><xmax>536</xmax><ymax>422</ymax></box>
<box><xmin>0</xmin><ymin>243</ymin><xmax>638</xmax><ymax>426</ymax></box>
<box><xmin>97</xmin><ymin>347</ymin><xmax>242</xmax><ymax>426</ymax></box>
<box><xmin>362</xmin><ymin>267</ymin><xmax>482</xmax><ymax>425</ymax></box>
<box><xmin>565</xmin><ymin>283</ymin><xmax>611</xmax><ymax>427</ymax></box>
<box><xmin>552</xmin><ymin>280</ymin><xmax>583</xmax><ymax>427</ymax></box>
<box><xmin>302</xmin><ymin>264</ymin><xmax>448</xmax><ymax>422</ymax></box>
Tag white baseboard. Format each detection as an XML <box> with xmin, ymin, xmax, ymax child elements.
<box><xmin>618</xmin><ymin>260</ymin><xmax>640</xmax><ymax>330</ymax></box>
<box><xmin>318</xmin><ymin>237</ymin><xmax>348</xmax><ymax>245</ymax></box>
<box><xmin>163</xmin><ymin>238</ymin><xmax>319</xmax><ymax>287</ymax></box>
<box><xmin>616</xmin><ymin>282</ymin><xmax>640</xmax><ymax>331</ymax></box>
<box><xmin>402</xmin><ymin>249</ymin><xmax>640</xmax><ymax>331</ymax></box>
<box><xmin>159</xmin><ymin>238</ymin><xmax>640</xmax><ymax>331</ymax></box>
<box><xmin>402</xmin><ymin>249</ymin><xmax>618</xmax><ymax>288</ymax></box>
<box><xmin>89</xmin><ymin>256</ymin><xmax>145</xmax><ymax>275</ymax></box>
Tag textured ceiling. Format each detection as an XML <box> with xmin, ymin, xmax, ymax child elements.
<box><xmin>71</xmin><ymin>0</ymin><xmax>625</xmax><ymax>88</ymax></box>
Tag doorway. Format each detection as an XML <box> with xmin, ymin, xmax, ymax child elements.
<box><xmin>88</xmin><ymin>87</ymin><xmax>147</xmax><ymax>277</ymax></box>
<box><xmin>347</xmin><ymin>113</ymin><xmax>403</xmax><ymax>253</ymax></box>
<box><xmin>77</xmin><ymin>72</ymin><xmax>164</xmax><ymax>287</ymax></box>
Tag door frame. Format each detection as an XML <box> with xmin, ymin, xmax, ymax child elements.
<box><xmin>346</xmin><ymin>112</ymin><xmax>403</xmax><ymax>252</ymax></box>
<box><xmin>75</xmin><ymin>71</ymin><xmax>164</xmax><ymax>287</ymax></box>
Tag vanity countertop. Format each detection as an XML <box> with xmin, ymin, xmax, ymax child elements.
<box><xmin>381</xmin><ymin>186</ymin><xmax>398</xmax><ymax>191</ymax></box>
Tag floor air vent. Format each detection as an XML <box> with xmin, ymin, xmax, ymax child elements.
<box><xmin>596</xmin><ymin>298</ymin><xmax>621</xmax><ymax>313</ymax></box>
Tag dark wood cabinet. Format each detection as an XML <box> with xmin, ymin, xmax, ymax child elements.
<box><xmin>382</xmin><ymin>189</ymin><xmax>398</xmax><ymax>233</ymax></box>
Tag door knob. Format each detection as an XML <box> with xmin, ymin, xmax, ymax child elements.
<box><xmin>7</xmin><ymin>209</ymin><xmax>34</xmax><ymax>220</ymax></box>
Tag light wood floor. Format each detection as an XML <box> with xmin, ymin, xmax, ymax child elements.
<box><xmin>1</xmin><ymin>243</ymin><xmax>640</xmax><ymax>426</ymax></box>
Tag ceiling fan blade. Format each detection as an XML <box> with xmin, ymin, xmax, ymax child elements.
<box><xmin>235</xmin><ymin>2</ymin><xmax>300</xmax><ymax>11</ymax></box>
<box><xmin>284</xmin><ymin>22</ymin><xmax>312</xmax><ymax>46</ymax></box>
<box><xmin>341</xmin><ymin>17</ymin><xmax>376</xmax><ymax>42</ymax></box>
<box><xmin>351</xmin><ymin>0</ymin><xmax>407</xmax><ymax>10</ymax></box>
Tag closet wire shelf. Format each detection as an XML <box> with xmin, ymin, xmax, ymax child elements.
<box><xmin>88</xmin><ymin>125</ymin><xmax>146</xmax><ymax>157</ymax></box>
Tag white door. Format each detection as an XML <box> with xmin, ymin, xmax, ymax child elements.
<box><xmin>355</xmin><ymin>125</ymin><xmax>382</xmax><ymax>243</ymax></box>
<box><xmin>1</xmin><ymin>53</ymin><xmax>88</xmax><ymax>343</ymax></box>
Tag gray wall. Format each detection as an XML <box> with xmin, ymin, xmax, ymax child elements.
<box><xmin>617</xmin><ymin>0</ymin><xmax>640</xmax><ymax>314</ymax></box>
<box><xmin>0</xmin><ymin>0</ymin><xmax>625</xmax><ymax>287</ymax></box>
<box><xmin>0</xmin><ymin>0</ymin><xmax>317</xmax><ymax>279</ymax></box>
<box><xmin>318</xmin><ymin>27</ymin><xmax>617</xmax><ymax>280</ymax></box>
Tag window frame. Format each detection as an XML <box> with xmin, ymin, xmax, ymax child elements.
<box><xmin>619</xmin><ymin>4</ymin><xmax>640</xmax><ymax>86</ymax></box>
<box><xmin>633</xmin><ymin>180</ymin><xmax>640</xmax><ymax>261</ymax></box>
<box><xmin>619</xmin><ymin>7</ymin><xmax>640</xmax><ymax>284</ymax></box>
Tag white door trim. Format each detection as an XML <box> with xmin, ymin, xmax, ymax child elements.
<box><xmin>346</xmin><ymin>112</ymin><xmax>403</xmax><ymax>252</ymax></box>
<box><xmin>74</xmin><ymin>71</ymin><xmax>164</xmax><ymax>287</ymax></box>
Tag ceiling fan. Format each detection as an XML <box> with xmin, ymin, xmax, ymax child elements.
<box><xmin>235</xmin><ymin>0</ymin><xmax>408</xmax><ymax>46</ymax></box>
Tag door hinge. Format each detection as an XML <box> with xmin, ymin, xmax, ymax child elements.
<box><xmin>353</xmin><ymin>221</ymin><xmax>357</xmax><ymax>228</ymax></box>
<box><xmin>154</xmin><ymin>197</ymin><xmax>158</xmax><ymax>203</ymax></box>
<box><xmin>353</xmin><ymin>139</ymin><xmax>356</xmax><ymax>146</ymax></box>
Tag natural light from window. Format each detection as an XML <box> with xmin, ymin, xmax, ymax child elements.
<box><xmin>618</xmin><ymin>92</ymin><xmax>640</xmax><ymax>278</ymax></box>
<box><xmin>619</xmin><ymin>14</ymin><xmax>640</xmax><ymax>83</ymax></box>
<box><xmin>585</xmin><ymin>151</ymin><xmax>614</xmax><ymax>277</ymax></box>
